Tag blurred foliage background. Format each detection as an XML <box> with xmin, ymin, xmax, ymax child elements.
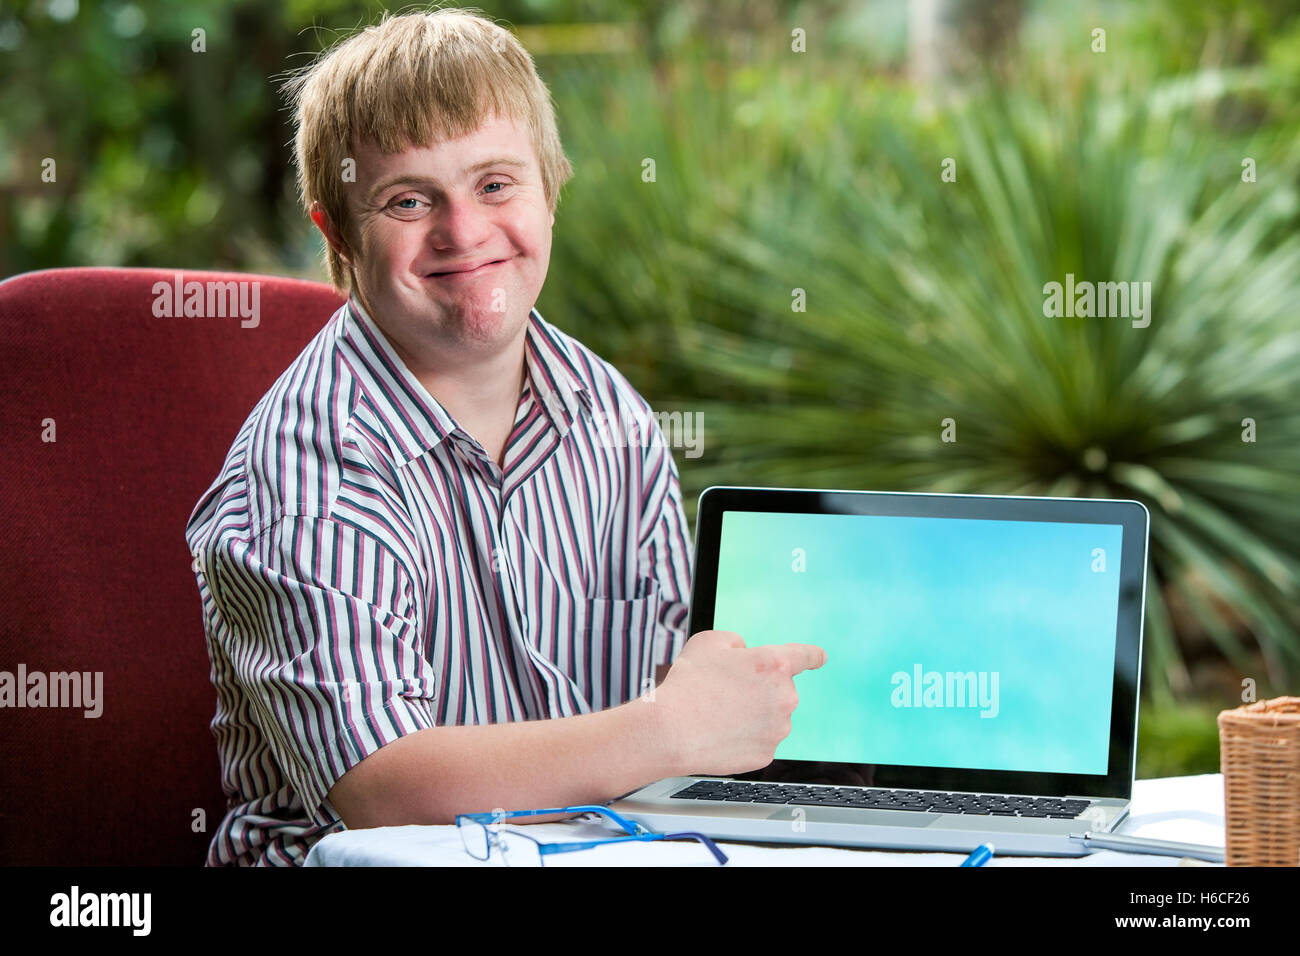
<box><xmin>3</xmin><ymin>0</ymin><xmax>1299</xmax><ymax>777</ymax></box>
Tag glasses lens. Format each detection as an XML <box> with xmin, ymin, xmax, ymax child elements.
<box><xmin>497</xmin><ymin>830</ymin><xmax>543</xmax><ymax>868</ymax></box>
<box><xmin>458</xmin><ymin>818</ymin><xmax>490</xmax><ymax>860</ymax></box>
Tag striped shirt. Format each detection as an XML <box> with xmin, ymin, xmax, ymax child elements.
<box><xmin>184</xmin><ymin>297</ymin><xmax>693</xmax><ymax>866</ymax></box>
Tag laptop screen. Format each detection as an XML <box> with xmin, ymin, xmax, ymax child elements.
<box><xmin>713</xmin><ymin>510</ymin><xmax>1125</xmax><ymax>777</ymax></box>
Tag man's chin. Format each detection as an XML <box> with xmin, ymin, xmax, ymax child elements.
<box><xmin>361</xmin><ymin>286</ymin><xmax>530</xmax><ymax>355</ymax></box>
<box><xmin>431</xmin><ymin>301</ymin><xmax>526</xmax><ymax>349</ymax></box>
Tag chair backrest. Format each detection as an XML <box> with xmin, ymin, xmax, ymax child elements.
<box><xmin>0</xmin><ymin>267</ymin><xmax>343</xmax><ymax>864</ymax></box>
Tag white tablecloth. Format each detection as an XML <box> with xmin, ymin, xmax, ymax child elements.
<box><xmin>304</xmin><ymin>773</ymin><xmax>1226</xmax><ymax>867</ymax></box>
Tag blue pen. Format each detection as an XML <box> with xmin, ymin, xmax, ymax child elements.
<box><xmin>960</xmin><ymin>843</ymin><xmax>994</xmax><ymax>867</ymax></box>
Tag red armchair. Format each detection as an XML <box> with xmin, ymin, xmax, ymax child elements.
<box><xmin>0</xmin><ymin>267</ymin><xmax>344</xmax><ymax>865</ymax></box>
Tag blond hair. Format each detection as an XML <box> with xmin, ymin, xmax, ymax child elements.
<box><xmin>281</xmin><ymin>6</ymin><xmax>573</xmax><ymax>294</ymax></box>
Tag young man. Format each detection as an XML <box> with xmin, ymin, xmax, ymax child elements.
<box><xmin>185</xmin><ymin>7</ymin><xmax>824</xmax><ymax>866</ymax></box>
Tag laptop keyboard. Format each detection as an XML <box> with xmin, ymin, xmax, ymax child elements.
<box><xmin>670</xmin><ymin>779</ymin><xmax>1091</xmax><ymax>818</ymax></box>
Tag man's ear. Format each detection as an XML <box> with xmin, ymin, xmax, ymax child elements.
<box><xmin>310</xmin><ymin>202</ymin><xmax>351</xmax><ymax>262</ymax></box>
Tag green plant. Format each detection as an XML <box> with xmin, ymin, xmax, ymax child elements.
<box><xmin>549</xmin><ymin>58</ymin><xmax>1300</xmax><ymax>703</ymax></box>
<box><xmin>1136</xmin><ymin>701</ymin><xmax>1224</xmax><ymax>778</ymax></box>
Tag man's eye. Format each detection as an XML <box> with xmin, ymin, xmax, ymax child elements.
<box><xmin>483</xmin><ymin>181</ymin><xmax>509</xmax><ymax>195</ymax></box>
<box><xmin>393</xmin><ymin>198</ymin><xmax>421</xmax><ymax>209</ymax></box>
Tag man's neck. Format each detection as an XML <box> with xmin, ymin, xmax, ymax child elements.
<box><xmin>417</xmin><ymin>341</ymin><xmax>526</xmax><ymax>442</ymax></box>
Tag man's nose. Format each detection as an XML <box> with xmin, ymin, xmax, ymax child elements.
<box><xmin>428</xmin><ymin>194</ymin><xmax>494</xmax><ymax>250</ymax></box>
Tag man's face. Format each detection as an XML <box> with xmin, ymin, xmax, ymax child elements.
<box><xmin>337</xmin><ymin>113</ymin><xmax>554</xmax><ymax>362</ymax></box>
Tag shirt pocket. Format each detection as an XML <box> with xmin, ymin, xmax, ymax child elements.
<box><xmin>577</xmin><ymin>576</ymin><xmax>662</xmax><ymax>711</ymax></box>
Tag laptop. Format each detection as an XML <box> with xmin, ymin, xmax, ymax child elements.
<box><xmin>611</xmin><ymin>486</ymin><xmax>1149</xmax><ymax>856</ymax></box>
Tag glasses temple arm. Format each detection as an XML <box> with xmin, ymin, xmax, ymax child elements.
<box><xmin>662</xmin><ymin>831</ymin><xmax>730</xmax><ymax>865</ymax></box>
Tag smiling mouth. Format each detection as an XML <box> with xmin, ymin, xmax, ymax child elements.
<box><xmin>427</xmin><ymin>258</ymin><xmax>510</xmax><ymax>278</ymax></box>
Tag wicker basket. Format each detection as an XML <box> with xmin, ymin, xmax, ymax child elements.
<box><xmin>1217</xmin><ymin>696</ymin><xmax>1300</xmax><ymax>866</ymax></box>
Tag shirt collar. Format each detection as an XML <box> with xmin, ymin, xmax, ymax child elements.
<box><xmin>522</xmin><ymin>304</ymin><xmax>593</xmax><ymax>433</ymax></box>
<box><xmin>337</xmin><ymin>296</ymin><xmax>590</xmax><ymax>467</ymax></box>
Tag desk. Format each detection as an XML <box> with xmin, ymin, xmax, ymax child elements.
<box><xmin>304</xmin><ymin>773</ymin><xmax>1225</xmax><ymax>866</ymax></box>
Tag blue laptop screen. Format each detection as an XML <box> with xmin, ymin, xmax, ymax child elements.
<box><xmin>712</xmin><ymin>511</ymin><xmax>1123</xmax><ymax>776</ymax></box>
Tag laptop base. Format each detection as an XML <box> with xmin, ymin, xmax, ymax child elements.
<box><xmin>610</xmin><ymin>777</ymin><xmax>1131</xmax><ymax>857</ymax></box>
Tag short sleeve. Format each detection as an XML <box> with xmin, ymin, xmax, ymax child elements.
<box><xmin>636</xmin><ymin>415</ymin><xmax>694</xmax><ymax>667</ymax></box>
<box><xmin>203</xmin><ymin>515</ymin><xmax>437</xmax><ymax>826</ymax></box>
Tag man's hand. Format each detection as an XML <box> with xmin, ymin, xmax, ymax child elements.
<box><xmin>653</xmin><ymin>630</ymin><xmax>827</xmax><ymax>776</ymax></box>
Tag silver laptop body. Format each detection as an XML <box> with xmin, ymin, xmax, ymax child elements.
<box><xmin>611</xmin><ymin>487</ymin><xmax>1150</xmax><ymax>857</ymax></box>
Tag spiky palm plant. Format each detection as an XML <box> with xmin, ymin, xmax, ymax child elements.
<box><xmin>546</xmin><ymin>56</ymin><xmax>1300</xmax><ymax>703</ymax></box>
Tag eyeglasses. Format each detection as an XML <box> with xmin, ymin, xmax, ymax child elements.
<box><xmin>455</xmin><ymin>804</ymin><xmax>729</xmax><ymax>866</ymax></box>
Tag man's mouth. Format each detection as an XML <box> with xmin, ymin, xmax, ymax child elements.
<box><xmin>427</xmin><ymin>257</ymin><xmax>512</xmax><ymax>279</ymax></box>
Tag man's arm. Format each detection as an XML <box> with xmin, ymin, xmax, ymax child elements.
<box><xmin>326</xmin><ymin>695</ymin><xmax>677</xmax><ymax>827</ymax></box>
<box><xmin>327</xmin><ymin>631</ymin><xmax>828</xmax><ymax>829</ymax></box>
